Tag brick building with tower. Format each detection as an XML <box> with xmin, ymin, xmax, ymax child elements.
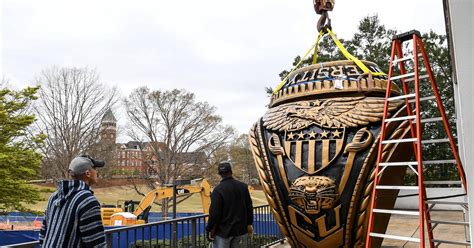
<box><xmin>98</xmin><ymin>110</ymin><xmax>207</xmax><ymax>178</ymax></box>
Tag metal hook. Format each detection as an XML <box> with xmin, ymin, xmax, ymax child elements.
<box><xmin>317</xmin><ymin>11</ymin><xmax>332</xmax><ymax>33</ymax></box>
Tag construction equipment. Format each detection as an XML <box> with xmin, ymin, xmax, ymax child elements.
<box><xmin>101</xmin><ymin>179</ymin><xmax>211</xmax><ymax>226</ymax></box>
<box><xmin>365</xmin><ymin>30</ymin><xmax>470</xmax><ymax>247</ymax></box>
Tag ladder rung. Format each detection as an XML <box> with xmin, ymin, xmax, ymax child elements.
<box><xmin>428</xmin><ymin>200</ymin><xmax>469</xmax><ymax>210</ymax></box>
<box><xmin>433</xmin><ymin>239</ymin><xmax>470</xmax><ymax>246</ymax></box>
<box><xmin>423</xmin><ymin>160</ymin><xmax>456</xmax><ymax>165</ymax></box>
<box><xmin>390</xmin><ymin>72</ymin><xmax>415</xmax><ymax>81</ymax></box>
<box><xmin>424</xmin><ymin>180</ymin><xmax>462</xmax><ymax>185</ymax></box>
<box><xmin>387</xmin><ymin>93</ymin><xmax>416</xmax><ymax>101</ymax></box>
<box><xmin>404</xmin><ymin>74</ymin><xmax>430</xmax><ymax>82</ymax></box>
<box><xmin>385</xmin><ymin>115</ymin><xmax>416</xmax><ymax>122</ymax></box>
<box><xmin>419</xmin><ymin>117</ymin><xmax>443</xmax><ymax>123</ymax></box>
<box><xmin>373</xmin><ymin>209</ymin><xmax>420</xmax><ymax>216</ymax></box>
<box><xmin>392</xmin><ymin>55</ymin><xmax>415</xmax><ymax>64</ymax></box>
<box><xmin>421</xmin><ymin>138</ymin><xmax>449</xmax><ymax>144</ymax></box>
<box><xmin>409</xmin><ymin>95</ymin><xmax>436</xmax><ymax>103</ymax></box>
<box><xmin>379</xmin><ymin>162</ymin><xmax>418</xmax><ymax>166</ymax></box>
<box><xmin>370</xmin><ymin>233</ymin><xmax>420</xmax><ymax>242</ymax></box>
<box><xmin>429</xmin><ymin>220</ymin><xmax>470</xmax><ymax>226</ymax></box>
<box><xmin>382</xmin><ymin>138</ymin><xmax>417</xmax><ymax>144</ymax></box>
<box><xmin>376</xmin><ymin>185</ymin><xmax>419</xmax><ymax>190</ymax></box>
<box><xmin>381</xmin><ymin>160</ymin><xmax>458</xmax><ymax>166</ymax></box>
<box><xmin>427</xmin><ymin>200</ymin><xmax>468</xmax><ymax>205</ymax></box>
<box><xmin>392</xmin><ymin>53</ymin><xmax>423</xmax><ymax>64</ymax></box>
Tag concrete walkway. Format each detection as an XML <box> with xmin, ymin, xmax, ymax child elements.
<box><xmin>269</xmin><ymin>211</ymin><xmax>469</xmax><ymax>248</ymax></box>
<box><xmin>383</xmin><ymin>211</ymin><xmax>469</xmax><ymax>248</ymax></box>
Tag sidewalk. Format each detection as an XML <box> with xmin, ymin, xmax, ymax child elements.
<box><xmin>269</xmin><ymin>211</ymin><xmax>469</xmax><ymax>248</ymax></box>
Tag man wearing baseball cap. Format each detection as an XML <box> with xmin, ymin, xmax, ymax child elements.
<box><xmin>40</xmin><ymin>155</ymin><xmax>107</xmax><ymax>247</ymax></box>
<box><xmin>206</xmin><ymin>161</ymin><xmax>254</xmax><ymax>248</ymax></box>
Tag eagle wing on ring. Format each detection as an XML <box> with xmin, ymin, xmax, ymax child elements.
<box><xmin>263</xmin><ymin>96</ymin><xmax>403</xmax><ymax>131</ymax></box>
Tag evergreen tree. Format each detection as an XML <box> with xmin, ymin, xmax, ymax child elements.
<box><xmin>0</xmin><ymin>85</ymin><xmax>45</xmax><ymax>212</ymax></box>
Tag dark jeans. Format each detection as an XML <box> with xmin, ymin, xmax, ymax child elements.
<box><xmin>212</xmin><ymin>234</ymin><xmax>247</xmax><ymax>248</ymax></box>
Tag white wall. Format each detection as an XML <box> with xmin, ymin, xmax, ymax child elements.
<box><xmin>447</xmin><ymin>0</ymin><xmax>474</xmax><ymax>240</ymax></box>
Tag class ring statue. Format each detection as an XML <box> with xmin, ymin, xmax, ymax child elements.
<box><xmin>249</xmin><ymin>60</ymin><xmax>413</xmax><ymax>248</ymax></box>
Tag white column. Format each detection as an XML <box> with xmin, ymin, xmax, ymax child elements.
<box><xmin>448</xmin><ymin>0</ymin><xmax>474</xmax><ymax>241</ymax></box>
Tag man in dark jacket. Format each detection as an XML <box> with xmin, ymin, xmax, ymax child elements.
<box><xmin>206</xmin><ymin>161</ymin><xmax>253</xmax><ymax>248</ymax></box>
<box><xmin>39</xmin><ymin>155</ymin><xmax>106</xmax><ymax>248</ymax></box>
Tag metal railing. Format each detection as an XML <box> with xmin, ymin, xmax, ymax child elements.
<box><xmin>106</xmin><ymin>214</ymin><xmax>209</xmax><ymax>248</ymax></box>
<box><xmin>7</xmin><ymin>205</ymin><xmax>284</xmax><ymax>248</ymax></box>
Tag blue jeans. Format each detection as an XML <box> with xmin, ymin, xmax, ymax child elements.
<box><xmin>213</xmin><ymin>234</ymin><xmax>247</xmax><ymax>248</ymax></box>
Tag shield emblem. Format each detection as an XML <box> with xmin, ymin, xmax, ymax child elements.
<box><xmin>284</xmin><ymin>128</ymin><xmax>345</xmax><ymax>174</ymax></box>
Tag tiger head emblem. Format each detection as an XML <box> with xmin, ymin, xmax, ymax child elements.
<box><xmin>289</xmin><ymin>176</ymin><xmax>338</xmax><ymax>214</ymax></box>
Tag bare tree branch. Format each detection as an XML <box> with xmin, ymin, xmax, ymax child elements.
<box><xmin>33</xmin><ymin>67</ymin><xmax>119</xmax><ymax>178</ymax></box>
<box><xmin>124</xmin><ymin>87</ymin><xmax>235</xmax><ymax>216</ymax></box>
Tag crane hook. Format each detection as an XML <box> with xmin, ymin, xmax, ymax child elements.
<box><xmin>314</xmin><ymin>0</ymin><xmax>335</xmax><ymax>33</ymax></box>
<box><xmin>317</xmin><ymin>11</ymin><xmax>332</xmax><ymax>33</ymax></box>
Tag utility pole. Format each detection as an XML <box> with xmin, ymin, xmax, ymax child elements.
<box><xmin>172</xmin><ymin>184</ymin><xmax>177</xmax><ymax>247</ymax></box>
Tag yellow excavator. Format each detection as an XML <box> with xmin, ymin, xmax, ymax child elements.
<box><xmin>101</xmin><ymin>179</ymin><xmax>212</xmax><ymax>226</ymax></box>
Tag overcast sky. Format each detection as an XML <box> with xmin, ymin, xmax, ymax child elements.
<box><xmin>1</xmin><ymin>0</ymin><xmax>446</xmax><ymax>139</ymax></box>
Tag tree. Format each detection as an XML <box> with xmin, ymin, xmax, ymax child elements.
<box><xmin>229</xmin><ymin>134</ymin><xmax>259</xmax><ymax>185</ymax></box>
<box><xmin>34</xmin><ymin>67</ymin><xmax>118</xmax><ymax>179</ymax></box>
<box><xmin>348</xmin><ymin>15</ymin><xmax>397</xmax><ymax>73</ymax></box>
<box><xmin>0</xmin><ymin>85</ymin><xmax>45</xmax><ymax>212</ymax></box>
<box><xmin>202</xmin><ymin>144</ymin><xmax>232</xmax><ymax>185</ymax></box>
<box><xmin>124</xmin><ymin>87</ymin><xmax>235</xmax><ymax>215</ymax></box>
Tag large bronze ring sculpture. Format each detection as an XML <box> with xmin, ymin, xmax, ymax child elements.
<box><xmin>250</xmin><ymin>60</ymin><xmax>414</xmax><ymax>247</ymax></box>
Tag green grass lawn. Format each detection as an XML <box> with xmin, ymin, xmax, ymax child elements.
<box><xmin>28</xmin><ymin>184</ymin><xmax>268</xmax><ymax>214</ymax></box>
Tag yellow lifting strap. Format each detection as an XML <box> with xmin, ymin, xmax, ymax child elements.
<box><xmin>273</xmin><ymin>28</ymin><xmax>386</xmax><ymax>94</ymax></box>
<box><xmin>273</xmin><ymin>39</ymin><xmax>320</xmax><ymax>94</ymax></box>
<box><xmin>312</xmin><ymin>30</ymin><xmax>325</xmax><ymax>65</ymax></box>
<box><xmin>326</xmin><ymin>28</ymin><xmax>386</xmax><ymax>76</ymax></box>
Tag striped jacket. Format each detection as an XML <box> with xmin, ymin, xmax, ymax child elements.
<box><xmin>39</xmin><ymin>180</ymin><xmax>106</xmax><ymax>248</ymax></box>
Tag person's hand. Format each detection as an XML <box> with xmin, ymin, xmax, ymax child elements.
<box><xmin>207</xmin><ymin>231</ymin><xmax>215</xmax><ymax>242</ymax></box>
<box><xmin>247</xmin><ymin>225</ymin><xmax>254</xmax><ymax>235</ymax></box>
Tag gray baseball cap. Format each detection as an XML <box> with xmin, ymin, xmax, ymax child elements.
<box><xmin>68</xmin><ymin>155</ymin><xmax>105</xmax><ymax>176</ymax></box>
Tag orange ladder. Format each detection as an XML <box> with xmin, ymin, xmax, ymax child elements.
<box><xmin>365</xmin><ymin>30</ymin><xmax>469</xmax><ymax>247</ymax></box>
